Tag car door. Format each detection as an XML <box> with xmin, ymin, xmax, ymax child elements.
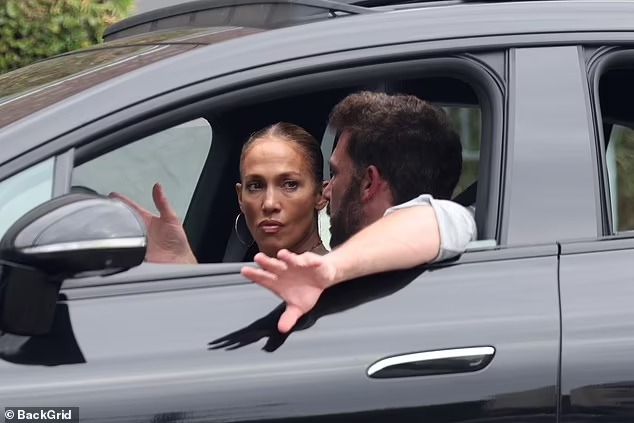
<box><xmin>559</xmin><ymin>236</ymin><xmax>634</xmax><ymax>423</ymax></box>
<box><xmin>0</xmin><ymin>42</ymin><xmax>563</xmax><ymax>423</ymax></box>
<box><xmin>1</xmin><ymin>256</ymin><xmax>560</xmax><ymax>423</ymax></box>
<box><xmin>559</xmin><ymin>46</ymin><xmax>634</xmax><ymax>422</ymax></box>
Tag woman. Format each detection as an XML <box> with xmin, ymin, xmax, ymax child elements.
<box><xmin>110</xmin><ymin>122</ymin><xmax>329</xmax><ymax>263</ymax></box>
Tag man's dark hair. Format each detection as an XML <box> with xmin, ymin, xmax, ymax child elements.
<box><xmin>328</xmin><ymin>91</ymin><xmax>463</xmax><ymax>203</ymax></box>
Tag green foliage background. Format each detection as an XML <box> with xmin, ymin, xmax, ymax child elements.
<box><xmin>0</xmin><ymin>0</ymin><xmax>135</xmax><ymax>74</ymax></box>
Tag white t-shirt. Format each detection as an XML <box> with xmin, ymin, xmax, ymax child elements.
<box><xmin>384</xmin><ymin>194</ymin><xmax>477</xmax><ymax>263</ymax></box>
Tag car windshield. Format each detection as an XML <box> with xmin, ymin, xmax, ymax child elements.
<box><xmin>0</xmin><ymin>26</ymin><xmax>266</xmax><ymax>128</ymax></box>
<box><xmin>0</xmin><ymin>28</ymin><xmax>211</xmax><ymax>102</ymax></box>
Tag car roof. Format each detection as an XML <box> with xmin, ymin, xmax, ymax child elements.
<box><xmin>104</xmin><ymin>0</ymin><xmax>473</xmax><ymax>42</ymax></box>
<box><xmin>103</xmin><ymin>0</ymin><xmax>375</xmax><ymax>42</ymax></box>
<box><xmin>1</xmin><ymin>0</ymin><xmax>634</xmax><ymax>162</ymax></box>
<box><xmin>103</xmin><ymin>0</ymin><xmax>629</xmax><ymax>42</ymax></box>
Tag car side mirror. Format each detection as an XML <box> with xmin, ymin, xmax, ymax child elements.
<box><xmin>0</xmin><ymin>193</ymin><xmax>147</xmax><ymax>336</ymax></box>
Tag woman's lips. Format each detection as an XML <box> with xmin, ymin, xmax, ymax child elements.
<box><xmin>259</xmin><ymin>221</ymin><xmax>284</xmax><ymax>234</ymax></box>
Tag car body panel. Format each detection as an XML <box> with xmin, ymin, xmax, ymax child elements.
<box><xmin>503</xmin><ymin>45</ymin><xmax>599</xmax><ymax>245</ymax></box>
<box><xmin>0</xmin><ymin>249</ymin><xmax>560</xmax><ymax>422</ymax></box>
<box><xmin>560</xmin><ymin>238</ymin><xmax>634</xmax><ymax>422</ymax></box>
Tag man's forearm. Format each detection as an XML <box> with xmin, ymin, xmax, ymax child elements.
<box><xmin>324</xmin><ymin>206</ymin><xmax>441</xmax><ymax>287</ymax></box>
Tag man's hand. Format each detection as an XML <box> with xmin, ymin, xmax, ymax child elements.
<box><xmin>109</xmin><ymin>183</ymin><xmax>197</xmax><ymax>264</ymax></box>
<box><xmin>241</xmin><ymin>250</ymin><xmax>337</xmax><ymax>333</ymax></box>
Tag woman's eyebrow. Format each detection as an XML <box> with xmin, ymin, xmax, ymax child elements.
<box><xmin>278</xmin><ymin>171</ymin><xmax>303</xmax><ymax>178</ymax></box>
<box><xmin>245</xmin><ymin>171</ymin><xmax>303</xmax><ymax>179</ymax></box>
<box><xmin>243</xmin><ymin>173</ymin><xmax>262</xmax><ymax>179</ymax></box>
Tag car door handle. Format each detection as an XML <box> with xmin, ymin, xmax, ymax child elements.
<box><xmin>367</xmin><ymin>346</ymin><xmax>495</xmax><ymax>379</ymax></box>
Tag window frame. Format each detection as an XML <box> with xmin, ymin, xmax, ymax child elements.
<box><xmin>0</xmin><ymin>43</ymin><xmax>508</xmax><ymax>292</ymax></box>
<box><xmin>67</xmin><ymin>53</ymin><xmax>503</xmax><ymax>247</ymax></box>
<box><xmin>0</xmin><ymin>157</ymin><xmax>56</xmax><ymax>239</ymax></box>
<box><xmin>0</xmin><ymin>149</ymin><xmax>75</xmax><ymax>240</ymax></box>
<box><xmin>91</xmin><ymin>57</ymin><xmax>501</xmax><ymax>260</ymax></box>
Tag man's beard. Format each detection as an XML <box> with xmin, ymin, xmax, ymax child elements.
<box><xmin>328</xmin><ymin>176</ymin><xmax>364</xmax><ymax>249</ymax></box>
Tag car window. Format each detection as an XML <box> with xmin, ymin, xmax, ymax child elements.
<box><xmin>0</xmin><ymin>158</ymin><xmax>55</xmax><ymax>238</ymax></box>
<box><xmin>444</xmin><ymin>106</ymin><xmax>481</xmax><ymax>197</ymax></box>
<box><xmin>605</xmin><ymin>124</ymin><xmax>634</xmax><ymax>233</ymax></box>
<box><xmin>72</xmin><ymin>118</ymin><xmax>213</xmax><ymax>222</ymax></box>
<box><xmin>596</xmin><ymin>64</ymin><xmax>634</xmax><ymax>234</ymax></box>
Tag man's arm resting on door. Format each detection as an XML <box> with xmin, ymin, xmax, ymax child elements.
<box><xmin>324</xmin><ymin>195</ymin><xmax>477</xmax><ymax>289</ymax></box>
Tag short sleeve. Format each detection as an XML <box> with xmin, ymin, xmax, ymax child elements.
<box><xmin>384</xmin><ymin>194</ymin><xmax>477</xmax><ymax>263</ymax></box>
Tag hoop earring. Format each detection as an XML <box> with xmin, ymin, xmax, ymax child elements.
<box><xmin>234</xmin><ymin>213</ymin><xmax>254</xmax><ymax>247</ymax></box>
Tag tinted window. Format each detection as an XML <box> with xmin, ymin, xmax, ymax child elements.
<box><xmin>445</xmin><ymin>106</ymin><xmax>481</xmax><ymax>197</ymax></box>
<box><xmin>0</xmin><ymin>159</ymin><xmax>55</xmax><ymax>238</ymax></box>
<box><xmin>606</xmin><ymin>125</ymin><xmax>634</xmax><ymax>232</ymax></box>
<box><xmin>598</xmin><ymin>66</ymin><xmax>634</xmax><ymax>233</ymax></box>
<box><xmin>72</xmin><ymin>118</ymin><xmax>213</xmax><ymax>221</ymax></box>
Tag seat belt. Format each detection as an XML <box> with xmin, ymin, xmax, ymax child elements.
<box><xmin>223</xmin><ymin>230</ymin><xmax>249</xmax><ymax>262</ymax></box>
<box><xmin>223</xmin><ymin>210</ymin><xmax>252</xmax><ymax>262</ymax></box>
<box><xmin>321</xmin><ymin>125</ymin><xmax>337</xmax><ymax>179</ymax></box>
<box><xmin>453</xmin><ymin>181</ymin><xmax>478</xmax><ymax>207</ymax></box>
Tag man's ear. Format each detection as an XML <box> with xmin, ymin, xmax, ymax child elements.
<box><xmin>316</xmin><ymin>180</ymin><xmax>329</xmax><ymax>211</ymax></box>
<box><xmin>235</xmin><ymin>183</ymin><xmax>244</xmax><ymax>212</ymax></box>
<box><xmin>361</xmin><ymin>165</ymin><xmax>382</xmax><ymax>201</ymax></box>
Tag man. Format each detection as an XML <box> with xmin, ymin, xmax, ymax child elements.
<box><xmin>241</xmin><ymin>91</ymin><xmax>476</xmax><ymax>333</ymax></box>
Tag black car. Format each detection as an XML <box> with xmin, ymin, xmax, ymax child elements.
<box><xmin>1</xmin><ymin>0</ymin><xmax>634</xmax><ymax>421</ymax></box>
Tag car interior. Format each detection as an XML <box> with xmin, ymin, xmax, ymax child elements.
<box><xmin>71</xmin><ymin>71</ymin><xmax>491</xmax><ymax>264</ymax></box>
<box><xmin>195</xmin><ymin>74</ymin><xmax>486</xmax><ymax>263</ymax></box>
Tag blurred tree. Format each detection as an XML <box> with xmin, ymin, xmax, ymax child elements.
<box><xmin>0</xmin><ymin>0</ymin><xmax>134</xmax><ymax>74</ymax></box>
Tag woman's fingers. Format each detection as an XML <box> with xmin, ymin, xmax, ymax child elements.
<box><xmin>110</xmin><ymin>191</ymin><xmax>145</xmax><ymax>213</ymax></box>
<box><xmin>109</xmin><ymin>191</ymin><xmax>152</xmax><ymax>225</ymax></box>
<box><xmin>111</xmin><ymin>184</ymin><xmax>180</xmax><ymax>225</ymax></box>
<box><xmin>152</xmin><ymin>183</ymin><xmax>180</xmax><ymax>222</ymax></box>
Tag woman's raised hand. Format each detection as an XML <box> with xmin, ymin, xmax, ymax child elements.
<box><xmin>110</xmin><ymin>183</ymin><xmax>197</xmax><ymax>264</ymax></box>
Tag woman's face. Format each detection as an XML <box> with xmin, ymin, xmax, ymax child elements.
<box><xmin>236</xmin><ymin>137</ymin><xmax>325</xmax><ymax>256</ymax></box>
